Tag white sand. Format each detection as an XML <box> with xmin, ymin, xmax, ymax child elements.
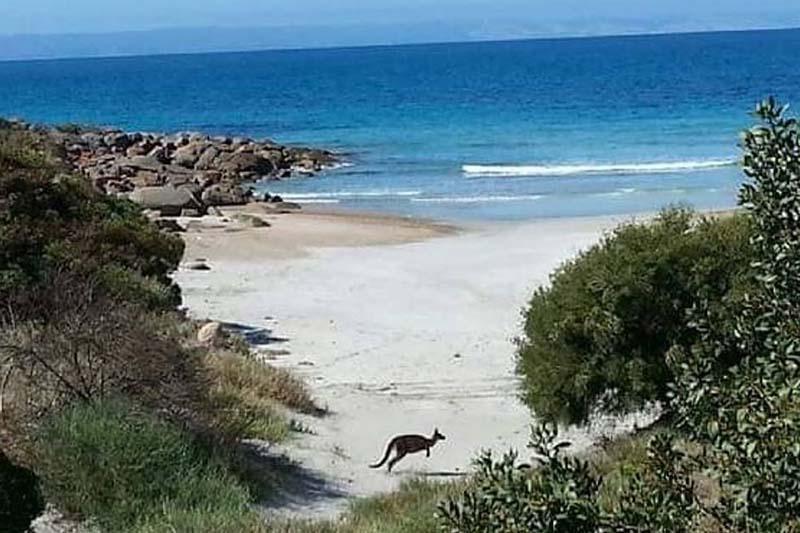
<box><xmin>174</xmin><ymin>209</ymin><xmax>651</xmax><ymax>519</ymax></box>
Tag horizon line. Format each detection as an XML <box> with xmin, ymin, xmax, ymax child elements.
<box><xmin>1</xmin><ymin>24</ymin><xmax>798</xmax><ymax>64</ymax></box>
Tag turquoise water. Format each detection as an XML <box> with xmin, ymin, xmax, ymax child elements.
<box><xmin>2</xmin><ymin>29</ymin><xmax>800</xmax><ymax>220</ymax></box>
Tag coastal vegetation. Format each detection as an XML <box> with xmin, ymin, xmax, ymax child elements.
<box><xmin>35</xmin><ymin>400</ymin><xmax>265</xmax><ymax>533</ymax></box>
<box><xmin>516</xmin><ymin>208</ymin><xmax>753</xmax><ymax>424</ymax></box>
<box><xmin>0</xmin><ymin>120</ymin><xmax>321</xmax><ymax>531</ymax></box>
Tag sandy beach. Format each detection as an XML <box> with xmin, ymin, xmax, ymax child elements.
<box><xmin>174</xmin><ymin>206</ymin><xmax>652</xmax><ymax>519</ymax></box>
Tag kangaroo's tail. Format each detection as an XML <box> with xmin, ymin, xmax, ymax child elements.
<box><xmin>369</xmin><ymin>439</ymin><xmax>395</xmax><ymax>469</ymax></box>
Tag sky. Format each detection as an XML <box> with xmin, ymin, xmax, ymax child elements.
<box><xmin>0</xmin><ymin>0</ymin><xmax>798</xmax><ymax>59</ymax></box>
<box><xmin>2</xmin><ymin>0</ymin><xmax>799</xmax><ymax>35</ymax></box>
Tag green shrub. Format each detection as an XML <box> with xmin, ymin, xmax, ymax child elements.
<box><xmin>438</xmin><ymin>424</ymin><xmax>601</xmax><ymax>533</ymax></box>
<box><xmin>99</xmin><ymin>265</ymin><xmax>179</xmax><ymax>311</ymax></box>
<box><xmin>516</xmin><ymin>208</ymin><xmax>753</xmax><ymax>423</ymax></box>
<box><xmin>0</xmin><ymin>129</ymin><xmax>60</xmax><ymax>173</ymax></box>
<box><xmin>0</xmin><ymin>448</ymin><xmax>44</xmax><ymax>532</ymax></box>
<box><xmin>663</xmin><ymin>98</ymin><xmax>800</xmax><ymax>531</ymax></box>
<box><xmin>0</xmin><ymin>142</ymin><xmax>183</xmax><ymax>314</ymax></box>
<box><xmin>603</xmin><ymin>434</ymin><xmax>698</xmax><ymax>532</ymax></box>
<box><xmin>438</xmin><ymin>424</ymin><xmax>703</xmax><ymax>533</ymax></box>
<box><xmin>35</xmin><ymin>399</ymin><xmax>259</xmax><ymax>532</ymax></box>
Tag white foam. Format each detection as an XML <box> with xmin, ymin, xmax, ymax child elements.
<box><xmin>411</xmin><ymin>194</ymin><xmax>545</xmax><ymax>204</ymax></box>
<box><xmin>590</xmin><ymin>187</ymin><xmax>639</xmax><ymax>198</ymax></box>
<box><xmin>462</xmin><ymin>159</ymin><xmax>737</xmax><ymax>178</ymax></box>
<box><xmin>281</xmin><ymin>190</ymin><xmax>422</xmax><ymax>199</ymax></box>
<box><xmin>291</xmin><ymin>199</ymin><xmax>341</xmax><ymax>204</ymax></box>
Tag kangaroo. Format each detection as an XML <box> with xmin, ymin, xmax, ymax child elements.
<box><xmin>370</xmin><ymin>428</ymin><xmax>446</xmax><ymax>472</ymax></box>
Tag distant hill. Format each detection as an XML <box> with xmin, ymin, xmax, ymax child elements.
<box><xmin>0</xmin><ymin>23</ymin><xmax>471</xmax><ymax>61</ymax></box>
<box><xmin>1</xmin><ymin>18</ymin><xmax>799</xmax><ymax>62</ymax></box>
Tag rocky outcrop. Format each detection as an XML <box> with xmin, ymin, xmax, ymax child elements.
<box><xmin>200</xmin><ymin>182</ymin><xmax>249</xmax><ymax>207</ymax></box>
<box><xmin>197</xmin><ymin>321</ymin><xmax>225</xmax><ymax>345</ymax></box>
<box><xmin>129</xmin><ymin>186</ymin><xmax>203</xmax><ymax>215</ymax></box>
<box><xmin>2</xmin><ymin>119</ymin><xmax>338</xmax><ymax>213</ymax></box>
<box><xmin>64</xmin><ymin>129</ymin><xmax>336</xmax><ymax>194</ymax></box>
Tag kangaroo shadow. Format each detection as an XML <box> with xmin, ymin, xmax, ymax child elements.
<box><xmin>223</xmin><ymin>322</ymin><xmax>290</xmax><ymax>346</ymax></box>
<box><xmin>239</xmin><ymin>442</ymin><xmax>346</xmax><ymax>510</ymax></box>
<box><xmin>406</xmin><ymin>470</ymin><xmax>469</xmax><ymax>479</ymax></box>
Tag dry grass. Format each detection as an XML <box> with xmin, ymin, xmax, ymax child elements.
<box><xmin>203</xmin><ymin>349</ymin><xmax>323</xmax><ymax>442</ymax></box>
<box><xmin>0</xmin><ymin>275</ymin><xmax>211</xmax><ymax>461</ymax></box>
<box><xmin>204</xmin><ymin>349</ymin><xmax>321</xmax><ymax>414</ymax></box>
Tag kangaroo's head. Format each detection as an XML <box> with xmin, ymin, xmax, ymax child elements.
<box><xmin>432</xmin><ymin>428</ymin><xmax>446</xmax><ymax>442</ymax></box>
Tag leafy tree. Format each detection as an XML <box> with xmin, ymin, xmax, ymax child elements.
<box><xmin>516</xmin><ymin>208</ymin><xmax>753</xmax><ymax>424</ymax></box>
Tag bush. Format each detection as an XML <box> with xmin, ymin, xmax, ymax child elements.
<box><xmin>99</xmin><ymin>264</ymin><xmax>181</xmax><ymax>311</ymax></box>
<box><xmin>0</xmin><ymin>272</ymin><xmax>211</xmax><ymax>460</ymax></box>
<box><xmin>0</xmin><ymin>448</ymin><xmax>44</xmax><ymax>532</ymax></box>
<box><xmin>438</xmin><ymin>424</ymin><xmax>601</xmax><ymax>533</ymax></box>
<box><xmin>1</xmin><ymin>275</ymin><xmax>205</xmax><ymax>405</ymax></box>
<box><xmin>0</xmin><ymin>128</ymin><xmax>63</xmax><ymax>174</ymax></box>
<box><xmin>663</xmin><ymin>98</ymin><xmax>800</xmax><ymax>531</ymax></box>
<box><xmin>438</xmin><ymin>424</ymin><xmax>702</xmax><ymax>533</ymax></box>
<box><xmin>35</xmin><ymin>399</ymin><xmax>262</xmax><ymax>532</ymax></box>
<box><xmin>516</xmin><ymin>208</ymin><xmax>753</xmax><ymax>423</ymax></box>
<box><xmin>0</xmin><ymin>137</ymin><xmax>184</xmax><ymax>314</ymax></box>
<box><xmin>204</xmin><ymin>350</ymin><xmax>312</xmax><ymax>442</ymax></box>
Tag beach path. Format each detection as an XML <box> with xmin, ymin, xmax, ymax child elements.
<box><xmin>175</xmin><ymin>208</ymin><xmax>629</xmax><ymax>518</ymax></box>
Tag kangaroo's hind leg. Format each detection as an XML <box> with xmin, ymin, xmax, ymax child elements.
<box><xmin>387</xmin><ymin>451</ymin><xmax>407</xmax><ymax>472</ymax></box>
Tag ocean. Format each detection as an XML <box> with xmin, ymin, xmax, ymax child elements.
<box><xmin>2</xmin><ymin>29</ymin><xmax>800</xmax><ymax>221</ymax></box>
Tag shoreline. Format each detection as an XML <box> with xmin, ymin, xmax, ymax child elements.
<box><xmin>178</xmin><ymin>204</ymin><xmax>460</xmax><ymax>263</ymax></box>
<box><xmin>174</xmin><ymin>206</ymin><xmax>655</xmax><ymax>519</ymax></box>
<box><xmin>179</xmin><ymin>201</ymin><xmax>712</xmax><ymax>264</ymax></box>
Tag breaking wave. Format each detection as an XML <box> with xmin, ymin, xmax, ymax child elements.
<box><xmin>462</xmin><ymin>159</ymin><xmax>737</xmax><ymax>178</ymax></box>
<box><xmin>411</xmin><ymin>194</ymin><xmax>545</xmax><ymax>204</ymax></box>
<box><xmin>281</xmin><ymin>190</ymin><xmax>422</xmax><ymax>200</ymax></box>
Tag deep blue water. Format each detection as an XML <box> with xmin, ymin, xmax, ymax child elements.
<box><xmin>2</xmin><ymin>29</ymin><xmax>800</xmax><ymax>220</ymax></box>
